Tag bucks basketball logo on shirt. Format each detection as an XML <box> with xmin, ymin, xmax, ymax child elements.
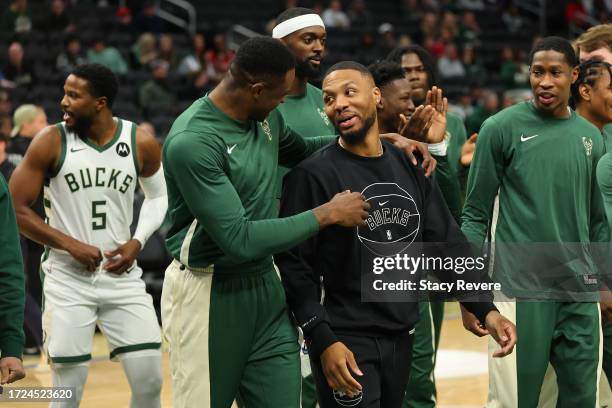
<box><xmin>44</xmin><ymin>118</ymin><xmax>139</xmax><ymax>265</ymax></box>
<box><xmin>357</xmin><ymin>182</ymin><xmax>421</xmax><ymax>257</ymax></box>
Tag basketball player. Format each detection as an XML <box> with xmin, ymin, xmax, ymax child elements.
<box><xmin>573</xmin><ymin>60</ymin><xmax>612</xmax><ymax>396</ymax></box>
<box><xmin>276</xmin><ymin>61</ymin><xmax>516</xmax><ymax>408</ymax></box>
<box><xmin>9</xmin><ymin>63</ymin><xmax>167</xmax><ymax>408</ymax></box>
<box><xmin>273</xmin><ymin>7</ymin><xmax>436</xmax><ymax>199</ymax></box>
<box><xmin>461</xmin><ymin>37</ymin><xmax>608</xmax><ymax>407</ymax></box>
<box><xmin>0</xmin><ymin>174</ymin><xmax>26</xmax><ymax>384</ymax></box>
<box><xmin>575</xmin><ymin>25</ymin><xmax>612</xmax><ymax>396</ymax></box>
<box><xmin>271</xmin><ymin>11</ymin><xmax>436</xmax><ymax>407</ymax></box>
<box><xmin>383</xmin><ymin>47</ymin><xmax>464</xmax><ymax>407</ymax></box>
<box><xmin>161</xmin><ymin>37</ymin><xmax>375</xmax><ymax>408</ymax></box>
<box><xmin>388</xmin><ymin>45</ymin><xmax>467</xmax><ymax>216</ymax></box>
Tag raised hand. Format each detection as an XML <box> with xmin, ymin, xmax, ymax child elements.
<box><xmin>424</xmin><ymin>86</ymin><xmax>448</xmax><ymax>144</ymax></box>
<box><xmin>398</xmin><ymin>105</ymin><xmax>434</xmax><ymax>142</ymax></box>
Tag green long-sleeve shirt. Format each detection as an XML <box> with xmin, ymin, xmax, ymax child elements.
<box><xmin>163</xmin><ymin>96</ymin><xmax>335</xmax><ymax>272</ymax></box>
<box><xmin>433</xmin><ymin>112</ymin><xmax>468</xmax><ymax>222</ymax></box>
<box><xmin>275</xmin><ymin>83</ymin><xmax>337</xmax><ymax>198</ymax></box>
<box><xmin>0</xmin><ymin>174</ymin><xmax>24</xmax><ymax>358</ymax></box>
<box><xmin>462</xmin><ymin>102</ymin><xmax>608</xmax><ymax>299</ymax></box>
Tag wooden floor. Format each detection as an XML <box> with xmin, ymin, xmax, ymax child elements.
<box><xmin>10</xmin><ymin>307</ymin><xmax>490</xmax><ymax>408</ymax></box>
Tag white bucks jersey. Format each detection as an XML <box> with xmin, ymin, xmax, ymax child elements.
<box><xmin>44</xmin><ymin>118</ymin><xmax>139</xmax><ymax>262</ymax></box>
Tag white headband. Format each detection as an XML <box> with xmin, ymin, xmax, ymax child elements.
<box><xmin>272</xmin><ymin>14</ymin><xmax>325</xmax><ymax>39</ymax></box>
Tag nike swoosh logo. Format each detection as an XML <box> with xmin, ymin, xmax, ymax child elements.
<box><xmin>70</xmin><ymin>147</ymin><xmax>87</xmax><ymax>152</ymax></box>
<box><xmin>378</xmin><ymin>200</ymin><xmax>389</xmax><ymax>206</ymax></box>
<box><xmin>227</xmin><ymin>144</ymin><xmax>237</xmax><ymax>154</ymax></box>
<box><xmin>520</xmin><ymin>134</ymin><xmax>539</xmax><ymax>142</ymax></box>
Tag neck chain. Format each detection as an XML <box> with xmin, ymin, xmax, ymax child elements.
<box><xmin>338</xmin><ymin>137</ymin><xmax>384</xmax><ymax>157</ymax></box>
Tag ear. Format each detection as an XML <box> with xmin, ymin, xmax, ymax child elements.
<box><xmin>373</xmin><ymin>86</ymin><xmax>382</xmax><ymax>106</ymax></box>
<box><xmin>571</xmin><ymin>66</ymin><xmax>579</xmax><ymax>84</ymax></box>
<box><xmin>579</xmin><ymin>83</ymin><xmax>592</xmax><ymax>102</ymax></box>
<box><xmin>251</xmin><ymin>82</ymin><xmax>265</xmax><ymax>100</ymax></box>
<box><xmin>95</xmin><ymin>96</ymin><xmax>108</xmax><ymax>112</ymax></box>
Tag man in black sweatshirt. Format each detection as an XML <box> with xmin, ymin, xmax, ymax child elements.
<box><xmin>276</xmin><ymin>61</ymin><xmax>517</xmax><ymax>408</ymax></box>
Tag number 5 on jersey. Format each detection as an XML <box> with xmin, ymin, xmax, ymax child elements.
<box><xmin>92</xmin><ymin>200</ymin><xmax>106</xmax><ymax>230</ymax></box>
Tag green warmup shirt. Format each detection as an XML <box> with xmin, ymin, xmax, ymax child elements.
<box><xmin>275</xmin><ymin>83</ymin><xmax>337</xmax><ymax>198</ymax></box>
<box><xmin>462</xmin><ymin>101</ymin><xmax>608</xmax><ymax>299</ymax></box>
<box><xmin>0</xmin><ymin>174</ymin><xmax>25</xmax><ymax>358</ymax></box>
<box><xmin>433</xmin><ymin>113</ymin><xmax>468</xmax><ymax>222</ymax></box>
<box><xmin>447</xmin><ymin>112</ymin><xmax>469</xmax><ymax>200</ymax></box>
<box><xmin>163</xmin><ymin>96</ymin><xmax>335</xmax><ymax>272</ymax></box>
<box><xmin>597</xmin><ymin>125</ymin><xmax>612</xmax><ymax>286</ymax></box>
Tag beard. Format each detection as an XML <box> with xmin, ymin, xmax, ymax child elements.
<box><xmin>295</xmin><ymin>57</ymin><xmax>320</xmax><ymax>79</ymax></box>
<box><xmin>66</xmin><ymin>114</ymin><xmax>94</xmax><ymax>141</ymax></box>
<box><xmin>337</xmin><ymin>111</ymin><xmax>376</xmax><ymax>146</ymax></box>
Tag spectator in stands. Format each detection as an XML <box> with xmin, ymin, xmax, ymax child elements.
<box><xmin>466</xmin><ymin>89</ymin><xmax>499</xmax><ymax>134</ymax></box>
<box><xmin>458</xmin><ymin>11</ymin><xmax>480</xmax><ymax>47</ymax></box>
<box><xmin>355</xmin><ymin>32</ymin><xmax>378</xmax><ymax>65</ymax></box>
<box><xmin>502</xmin><ymin>3</ymin><xmax>524</xmax><ymax>33</ymax></box>
<box><xmin>348</xmin><ymin>0</ymin><xmax>372</xmax><ymax>31</ymax></box>
<box><xmin>322</xmin><ymin>0</ymin><xmax>350</xmax><ymax>28</ymax></box>
<box><xmin>0</xmin><ymin>91</ymin><xmax>11</xmax><ymax>115</ymax></box>
<box><xmin>87</xmin><ymin>37</ymin><xmax>128</xmax><ymax>75</ymax></box>
<box><xmin>206</xmin><ymin>34</ymin><xmax>235</xmax><ymax>82</ymax></box>
<box><xmin>438</xmin><ymin>43</ymin><xmax>466</xmax><ymax>78</ymax></box>
<box><xmin>131</xmin><ymin>32</ymin><xmax>157</xmax><ymax>70</ymax></box>
<box><xmin>114</xmin><ymin>6</ymin><xmax>135</xmax><ymax>35</ymax></box>
<box><xmin>41</xmin><ymin>0</ymin><xmax>76</xmax><ymax>34</ymax></box>
<box><xmin>416</xmin><ymin>11</ymin><xmax>438</xmax><ymax>45</ymax></box>
<box><xmin>3</xmin><ymin>42</ymin><xmax>36</xmax><ymax>89</ymax></box>
<box><xmin>378</xmin><ymin>23</ymin><xmax>397</xmax><ymax>59</ymax></box>
<box><xmin>0</xmin><ymin>0</ymin><xmax>31</xmax><ymax>33</ymax></box>
<box><xmin>139</xmin><ymin>59</ymin><xmax>175</xmax><ymax>115</ymax></box>
<box><xmin>56</xmin><ymin>35</ymin><xmax>86</xmax><ymax>75</ymax></box>
<box><xmin>7</xmin><ymin>104</ymin><xmax>48</xmax><ymax>167</ymax></box>
<box><xmin>453</xmin><ymin>94</ymin><xmax>474</xmax><ymax>120</ymax></box>
<box><xmin>134</xmin><ymin>1</ymin><xmax>164</xmax><ymax>34</ymax></box>
<box><xmin>178</xmin><ymin>33</ymin><xmax>215</xmax><ymax>96</ymax></box>
<box><xmin>462</xmin><ymin>45</ymin><xmax>486</xmax><ymax>83</ymax></box>
<box><xmin>158</xmin><ymin>34</ymin><xmax>178</xmax><ymax>70</ymax></box>
<box><xmin>441</xmin><ymin>11</ymin><xmax>459</xmax><ymax>41</ymax></box>
<box><xmin>499</xmin><ymin>46</ymin><xmax>518</xmax><ymax>88</ymax></box>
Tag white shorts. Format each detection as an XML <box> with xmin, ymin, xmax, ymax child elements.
<box><xmin>42</xmin><ymin>256</ymin><xmax>161</xmax><ymax>364</ymax></box>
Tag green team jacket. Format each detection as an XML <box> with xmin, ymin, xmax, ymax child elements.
<box><xmin>462</xmin><ymin>102</ymin><xmax>609</xmax><ymax>298</ymax></box>
<box><xmin>0</xmin><ymin>174</ymin><xmax>24</xmax><ymax>358</ymax></box>
<box><xmin>162</xmin><ymin>96</ymin><xmax>334</xmax><ymax>272</ymax></box>
<box><xmin>275</xmin><ymin>83</ymin><xmax>337</xmax><ymax>198</ymax></box>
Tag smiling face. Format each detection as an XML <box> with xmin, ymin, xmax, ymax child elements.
<box><xmin>322</xmin><ymin>68</ymin><xmax>379</xmax><ymax>145</ymax></box>
<box><xmin>530</xmin><ymin>50</ymin><xmax>578</xmax><ymax>117</ymax></box>
<box><xmin>377</xmin><ymin>77</ymin><xmax>415</xmax><ymax>133</ymax></box>
<box><xmin>281</xmin><ymin>26</ymin><xmax>326</xmax><ymax>79</ymax></box>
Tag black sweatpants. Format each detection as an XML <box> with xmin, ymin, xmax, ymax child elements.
<box><xmin>311</xmin><ymin>330</ymin><xmax>414</xmax><ymax>408</ymax></box>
